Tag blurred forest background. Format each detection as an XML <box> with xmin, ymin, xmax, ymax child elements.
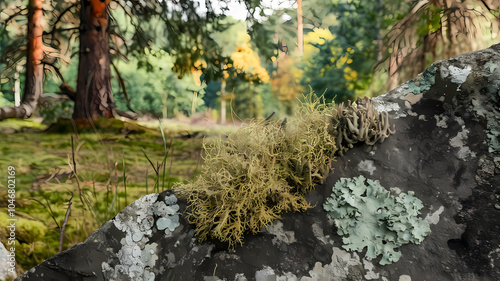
<box><xmin>1</xmin><ymin>0</ymin><xmax>498</xmax><ymax>124</ymax></box>
<box><xmin>0</xmin><ymin>0</ymin><xmax>499</xmax><ymax>277</ymax></box>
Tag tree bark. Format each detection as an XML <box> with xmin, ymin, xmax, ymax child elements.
<box><xmin>220</xmin><ymin>80</ymin><xmax>226</xmax><ymax>124</ymax></box>
<box><xmin>73</xmin><ymin>0</ymin><xmax>114</xmax><ymax>120</ymax></box>
<box><xmin>0</xmin><ymin>0</ymin><xmax>44</xmax><ymax>120</ymax></box>
<box><xmin>297</xmin><ymin>0</ymin><xmax>303</xmax><ymax>54</ymax></box>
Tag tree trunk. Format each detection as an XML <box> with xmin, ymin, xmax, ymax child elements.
<box><xmin>297</xmin><ymin>0</ymin><xmax>303</xmax><ymax>54</ymax></box>
<box><xmin>14</xmin><ymin>65</ymin><xmax>21</xmax><ymax>107</ymax></box>
<box><xmin>220</xmin><ymin>80</ymin><xmax>226</xmax><ymax>124</ymax></box>
<box><xmin>0</xmin><ymin>0</ymin><xmax>44</xmax><ymax>120</ymax></box>
<box><xmin>73</xmin><ymin>0</ymin><xmax>114</xmax><ymax>120</ymax></box>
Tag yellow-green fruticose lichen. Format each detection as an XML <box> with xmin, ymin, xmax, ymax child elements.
<box><xmin>323</xmin><ymin>176</ymin><xmax>431</xmax><ymax>265</ymax></box>
<box><xmin>176</xmin><ymin>95</ymin><xmax>396</xmax><ymax>248</ymax></box>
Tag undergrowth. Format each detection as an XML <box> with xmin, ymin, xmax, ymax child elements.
<box><xmin>176</xmin><ymin>94</ymin><xmax>396</xmax><ymax>248</ymax></box>
<box><xmin>0</xmin><ymin>119</ymin><xmax>204</xmax><ymax>275</ymax></box>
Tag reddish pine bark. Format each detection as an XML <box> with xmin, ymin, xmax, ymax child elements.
<box><xmin>0</xmin><ymin>0</ymin><xmax>44</xmax><ymax>120</ymax></box>
<box><xmin>73</xmin><ymin>0</ymin><xmax>114</xmax><ymax>120</ymax></box>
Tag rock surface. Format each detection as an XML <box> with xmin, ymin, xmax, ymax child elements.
<box><xmin>16</xmin><ymin>45</ymin><xmax>500</xmax><ymax>281</ymax></box>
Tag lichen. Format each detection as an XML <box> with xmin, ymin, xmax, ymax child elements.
<box><xmin>265</xmin><ymin>220</ymin><xmax>297</xmax><ymax>246</ymax></box>
<box><xmin>424</xmin><ymin>206</ymin><xmax>444</xmax><ymax>225</ymax></box>
<box><xmin>275</xmin><ymin>247</ymin><xmax>380</xmax><ymax>280</ymax></box>
<box><xmin>335</xmin><ymin>97</ymin><xmax>396</xmax><ymax>156</ymax></box>
<box><xmin>440</xmin><ymin>64</ymin><xmax>472</xmax><ymax>87</ymax></box>
<box><xmin>176</xmin><ymin>95</ymin><xmax>339</xmax><ymax>248</ymax></box>
<box><xmin>255</xmin><ymin>266</ymin><xmax>276</xmax><ymax>281</ymax></box>
<box><xmin>103</xmin><ymin>193</ymin><xmax>181</xmax><ymax>280</ymax></box>
<box><xmin>357</xmin><ymin>160</ymin><xmax>376</xmax><ymax>175</ymax></box>
<box><xmin>176</xmin><ymin>95</ymin><xmax>396</xmax><ymax>248</ymax></box>
<box><xmin>434</xmin><ymin>115</ymin><xmax>448</xmax><ymax>128</ymax></box>
<box><xmin>405</xmin><ymin>64</ymin><xmax>437</xmax><ymax>95</ymax></box>
<box><xmin>449</xmin><ymin>127</ymin><xmax>476</xmax><ymax>160</ymax></box>
<box><xmin>323</xmin><ymin>176</ymin><xmax>431</xmax><ymax>265</ymax></box>
<box><xmin>153</xmin><ymin>194</ymin><xmax>181</xmax><ymax>236</ymax></box>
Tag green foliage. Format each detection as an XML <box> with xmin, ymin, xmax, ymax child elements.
<box><xmin>209</xmin><ymin>17</ymin><xmax>249</xmax><ymax>57</ymax></box>
<box><xmin>38</xmin><ymin>99</ymin><xmax>74</xmax><ymax>125</ymax></box>
<box><xmin>0</xmin><ymin>91</ymin><xmax>13</xmax><ymax>107</ymax></box>
<box><xmin>231</xmin><ymin>83</ymin><xmax>272</xmax><ymax>120</ymax></box>
<box><xmin>201</xmin><ymin>80</ymin><xmax>221</xmax><ymax>109</ymax></box>
<box><xmin>300</xmin><ymin>0</ymin><xmax>384</xmax><ymax>102</ymax></box>
<box><xmin>0</xmin><ymin>119</ymin><xmax>206</xmax><ymax>273</ymax></box>
<box><xmin>323</xmin><ymin>176</ymin><xmax>431</xmax><ymax>265</ymax></box>
<box><xmin>177</xmin><ymin>94</ymin><xmax>339</xmax><ymax>248</ymax></box>
<box><xmin>0</xmin><ymin>212</ymin><xmax>50</xmax><ymax>268</ymax></box>
<box><xmin>112</xmin><ymin>51</ymin><xmax>205</xmax><ymax>118</ymax></box>
<box><xmin>416</xmin><ymin>5</ymin><xmax>443</xmax><ymax>36</ymax></box>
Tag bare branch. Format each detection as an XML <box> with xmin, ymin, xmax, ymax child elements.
<box><xmin>110</xmin><ymin>60</ymin><xmax>135</xmax><ymax>113</ymax></box>
<box><xmin>59</xmin><ymin>193</ymin><xmax>73</xmax><ymax>253</ymax></box>
<box><xmin>1</xmin><ymin>7</ymin><xmax>28</xmax><ymax>25</ymax></box>
<box><xmin>47</xmin><ymin>3</ymin><xmax>79</xmax><ymax>40</ymax></box>
<box><xmin>43</xmin><ymin>61</ymin><xmax>66</xmax><ymax>83</ymax></box>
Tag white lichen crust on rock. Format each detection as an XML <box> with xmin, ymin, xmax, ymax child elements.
<box><xmin>102</xmin><ymin>193</ymin><xmax>181</xmax><ymax>281</ymax></box>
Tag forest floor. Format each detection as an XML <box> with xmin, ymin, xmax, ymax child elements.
<box><xmin>0</xmin><ymin>117</ymin><xmax>233</xmax><ymax>275</ymax></box>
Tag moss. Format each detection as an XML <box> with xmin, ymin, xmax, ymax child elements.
<box><xmin>0</xmin><ymin>213</ymin><xmax>50</xmax><ymax>269</ymax></box>
<box><xmin>0</xmin><ymin>120</ymin><xmax>205</xmax><ymax>273</ymax></box>
<box><xmin>43</xmin><ymin>118</ymin><xmax>154</xmax><ymax>135</ymax></box>
<box><xmin>176</xmin><ymin>95</ymin><xmax>396</xmax><ymax>248</ymax></box>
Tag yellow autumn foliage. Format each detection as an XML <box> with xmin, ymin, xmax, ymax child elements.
<box><xmin>231</xmin><ymin>43</ymin><xmax>270</xmax><ymax>83</ymax></box>
<box><xmin>271</xmin><ymin>55</ymin><xmax>304</xmax><ymax>102</ymax></box>
<box><xmin>302</xmin><ymin>28</ymin><xmax>358</xmax><ymax>90</ymax></box>
<box><xmin>303</xmin><ymin>28</ymin><xmax>336</xmax><ymax>58</ymax></box>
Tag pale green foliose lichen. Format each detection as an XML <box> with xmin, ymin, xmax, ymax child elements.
<box><xmin>405</xmin><ymin>64</ymin><xmax>437</xmax><ymax>95</ymax></box>
<box><xmin>154</xmin><ymin>194</ymin><xmax>181</xmax><ymax>236</ymax></box>
<box><xmin>323</xmin><ymin>176</ymin><xmax>431</xmax><ymax>265</ymax></box>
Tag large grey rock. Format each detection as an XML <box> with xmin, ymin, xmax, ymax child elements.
<box><xmin>16</xmin><ymin>45</ymin><xmax>500</xmax><ymax>281</ymax></box>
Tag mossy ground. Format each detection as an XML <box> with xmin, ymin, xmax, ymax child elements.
<box><xmin>0</xmin><ymin>118</ymin><xmax>210</xmax><ymax>274</ymax></box>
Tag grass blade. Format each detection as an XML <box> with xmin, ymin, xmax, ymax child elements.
<box><xmin>141</xmin><ymin>148</ymin><xmax>158</xmax><ymax>175</ymax></box>
<box><xmin>158</xmin><ymin>118</ymin><xmax>167</xmax><ymax>154</ymax></box>
<box><xmin>161</xmin><ymin>139</ymin><xmax>173</xmax><ymax>191</ymax></box>
<box><xmin>123</xmin><ymin>156</ymin><xmax>127</xmax><ymax>206</ymax></box>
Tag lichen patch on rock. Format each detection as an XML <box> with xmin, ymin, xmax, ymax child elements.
<box><xmin>323</xmin><ymin>176</ymin><xmax>431</xmax><ymax>265</ymax></box>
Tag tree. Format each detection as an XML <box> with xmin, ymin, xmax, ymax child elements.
<box><xmin>300</xmin><ymin>28</ymin><xmax>358</xmax><ymax>103</ymax></box>
<box><xmin>258</xmin><ymin>0</ymin><xmax>386</xmax><ymax>103</ymax></box>
<box><xmin>380</xmin><ymin>0</ymin><xmax>500</xmax><ymax>90</ymax></box>
<box><xmin>270</xmin><ymin>54</ymin><xmax>304</xmax><ymax>115</ymax></box>
<box><xmin>200</xmin><ymin>16</ymin><xmax>271</xmax><ymax>122</ymax></box>
<box><xmin>0</xmin><ymin>0</ymin><xmax>45</xmax><ymax>120</ymax></box>
<box><xmin>112</xmin><ymin>50</ymin><xmax>205</xmax><ymax>118</ymax></box>
<box><xmin>73</xmin><ymin>0</ymin><xmax>113</xmax><ymax>120</ymax></box>
<box><xmin>1</xmin><ymin>0</ymin><xmax>270</xmax><ymax>122</ymax></box>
